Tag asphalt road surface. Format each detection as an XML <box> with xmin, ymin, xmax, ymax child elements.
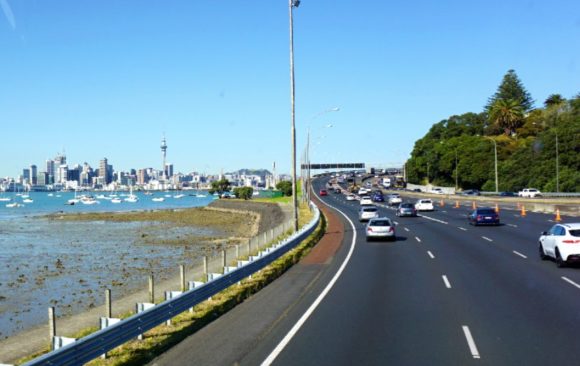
<box><xmin>150</xmin><ymin>178</ymin><xmax>580</xmax><ymax>366</ymax></box>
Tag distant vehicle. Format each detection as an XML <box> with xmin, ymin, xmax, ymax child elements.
<box><xmin>412</xmin><ymin>188</ymin><xmax>422</xmax><ymax>193</ymax></box>
<box><xmin>519</xmin><ymin>188</ymin><xmax>542</xmax><ymax>198</ymax></box>
<box><xmin>346</xmin><ymin>194</ymin><xmax>356</xmax><ymax>201</ymax></box>
<box><xmin>396</xmin><ymin>202</ymin><xmax>417</xmax><ymax>217</ymax></box>
<box><xmin>460</xmin><ymin>189</ymin><xmax>480</xmax><ymax>196</ymax></box>
<box><xmin>365</xmin><ymin>218</ymin><xmax>396</xmax><ymax>241</ymax></box>
<box><xmin>382</xmin><ymin>177</ymin><xmax>392</xmax><ymax>188</ymax></box>
<box><xmin>372</xmin><ymin>192</ymin><xmax>385</xmax><ymax>202</ymax></box>
<box><xmin>387</xmin><ymin>193</ymin><xmax>402</xmax><ymax>206</ymax></box>
<box><xmin>415</xmin><ymin>199</ymin><xmax>434</xmax><ymax>211</ymax></box>
<box><xmin>360</xmin><ymin>196</ymin><xmax>373</xmax><ymax>206</ymax></box>
<box><xmin>499</xmin><ymin>191</ymin><xmax>517</xmax><ymax>197</ymax></box>
<box><xmin>539</xmin><ymin>223</ymin><xmax>580</xmax><ymax>267</ymax></box>
<box><xmin>467</xmin><ymin>207</ymin><xmax>500</xmax><ymax>226</ymax></box>
<box><xmin>430</xmin><ymin>188</ymin><xmax>444</xmax><ymax>194</ymax></box>
<box><xmin>358</xmin><ymin>188</ymin><xmax>369</xmax><ymax>195</ymax></box>
<box><xmin>359</xmin><ymin>205</ymin><xmax>379</xmax><ymax>222</ymax></box>
<box><xmin>334</xmin><ymin>188</ymin><xmax>342</xmax><ymax>194</ymax></box>
<box><xmin>319</xmin><ymin>189</ymin><xmax>328</xmax><ymax>196</ymax></box>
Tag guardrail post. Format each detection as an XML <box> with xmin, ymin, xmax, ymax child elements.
<box><xmin>222</xmin><ymin>250</ymin><xmax>227</xmax><ymax>269</ymax></box>
<box><xmin>203</xmin><ymin>256</ymin><xmax>208</xmax><ymax>282</ymax></box>
<box><xmin>236</xmin><ymin>244</ymin><xmax>240</xmax><ymax>260</ymax></box>
<box><xmin>180</xmin><ymin>265</ymin><xmax>186</xmax><ymax>292</ymax></box>
<box><xmin>48</xmin><ymin>307</ymin><xmax>56</xmax><ymax>350</ymax></box>
<box><xmin>148</xmin><ymin>275</ymin><xmax>155</xmax><ymax>304</ymax></box>
<box><xmin>105</xmin><ymin>289</ymin><xmax>112</xmax><ymax>318</ymax></box>
<box><xmin>270</xmin><ymin>229</ymin><xmax>274</xmax><ymax>243</ymax></box>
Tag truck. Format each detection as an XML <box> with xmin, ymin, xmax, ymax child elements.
<box><xmin>382</xmin><ymin>177</ymin><xmax>392</xmax><ymax>188</ymax></box>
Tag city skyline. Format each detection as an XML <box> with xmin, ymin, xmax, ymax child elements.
<box><xmin>1</xmin><ymin>1</ymin><xmax>579</xmax><ymax>178</ymax></box>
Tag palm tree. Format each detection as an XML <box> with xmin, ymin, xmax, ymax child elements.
<box><xmin>488</xmin><ymin>99</ymin><xmax>525</xmax><ymax>136</ymax></box>
<box><xmin>544</xmin><ymin>94</ymin><xmax>565</xmax><ymax>108</ymax></box>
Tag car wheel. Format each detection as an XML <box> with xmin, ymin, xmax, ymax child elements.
<box><xmin>556</xmin><ymin>249</ymin><xmax>566</xmax><ymax>268</ymax></box>
<box><xmin>539</xmin><ymin>243</ymin><xmax>547</xmax><ymax>260</ymax></box>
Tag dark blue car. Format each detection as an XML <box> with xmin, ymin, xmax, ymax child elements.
<box><xmin>372</xmin><ymin>192</ymin><xmax>384</xmax><ymax>202</ymax></box>
<box><xmin>468</xmin><ymin>208</ymin><xmax>500</xmax><ymax>226</ymax></box>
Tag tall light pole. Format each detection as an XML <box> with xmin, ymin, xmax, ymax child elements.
<box><xmin>484</xmin><ymin>137</ymin><xmax>499</xmax><ymax>193</ymax></box>
<box><xmin>289</xmin><ymin>0</ymin><xmax>300</xmax><ymax>231</ymax></box>
<box><xmin>556</xmin><ymin>131</ymin><xmax>559</xmax><ymax>193</ymax></box>
<box><xmin>454</xmin><ymin>149</ymin><xmax>458</xmax><ymax>191</ymax></box>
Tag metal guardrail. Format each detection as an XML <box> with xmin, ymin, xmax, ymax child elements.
<box><xmin>23</xmin><ymin>204</ymin><xmax>321</xmax><ymax>366</ymax></box>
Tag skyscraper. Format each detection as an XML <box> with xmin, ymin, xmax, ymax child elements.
<box><xmin>30</xmin><ymin>165</ymin><xmax>37</xmax><ymax>185</ymax></box>
<box><xmin>99</xmin><ymin>158</ymin><xmax>110</xmax><ymax>184</ymax></box>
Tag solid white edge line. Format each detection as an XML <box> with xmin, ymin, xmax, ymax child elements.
<box><xmin>404</xmin><ymin>228</ymin><xmax>410</xmax><ymax>232</ymax></box>
<box><xmin>427</xmin><ymin>251</ymin><xmax>435</xmax><ymax>259</ymax></box>
<box><xmin>462</xmin><ymin>325</ymin><xmax>481</xmax><ymax>359</ymax></box>
<box><xmin>561</xmin><ymin>276</ymin><xmax>580</xmax><ymax>289</ymax></box>
<box><xmin>512</xmin><ymin>250</ymin><xmax>527</xmax><ymax>259</ymax></box>
<box><xmin>442</xmin><ymin>275</ymin><xmax>451</xmax><ymax>288</ymax></box>
<box><xmin>458</xmin><ymin>227</ymin><xmax>468</xmax><ymax>231</ymax></box>
<box><xmin>482</xmin><ymin>236</ymin><xmax>493</xmax><ymax>242</ymax></box>
<box><xmin>261</xmin><ymin>190</ymin><xmax>357</xmax><ymax>366</ymax></box>
<box><xmin>415</xmin><ymin>236</ymin><xmax>422</xmax><ymax>243</ymax></box>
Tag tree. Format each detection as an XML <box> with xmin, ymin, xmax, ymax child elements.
<box><xmin>488</xmin><ymin>99</ymin><xmax>525</xmax><ymax>136</ymax></box>
<box><xmin>544</xmin><ymin>94</ymin><xmax>565</xmax><ymax>108</ymax></box>
<box><xmin>276</xmin><ymin>180</ymin><xmax>293</xmax><ymax>196</ymax></box>
<box><xmin>485</xmin><ymin>69</ymin><xmax>534</xmax><ymax>112</ymax></box>
<box><xmin>233</xmin><ymin>186</ymin><xmax>253</xmax><ymax>200</ymax></box>
<box><xmin>208</xmin><ymin>178</ymin><xmax>231</xmax><ymax>195</ymax></box>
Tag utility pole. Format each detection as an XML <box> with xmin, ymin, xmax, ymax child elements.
<box><xmin>289</xmin><ymin>0</ymin><xmax>300</xmax><ymax>231</ymax></box>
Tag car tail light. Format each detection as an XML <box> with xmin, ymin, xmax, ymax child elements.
<box><xmin>562</xmin><ymin>239</ymin><xmax>580</xmax><ymax>244</ymax></box>
<box><xmin>367</xmin><ymin>228</ymin><xmax>373</xmax><ymax>232</ymax></box>
<box><xmin>389</xmin><ymin>227</ymin><xmax>394</xmax><ymax>233</ymax></box>
<box><xmin>477</xmin><ymin>215</ymin><xmax>483</xmax><ymax>220</ymax></box>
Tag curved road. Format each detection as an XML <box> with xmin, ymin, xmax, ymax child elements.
<box><xmin>151</xmin><ymin>177</ymin><xmax>580</xmax><ymax>366</ymax></box>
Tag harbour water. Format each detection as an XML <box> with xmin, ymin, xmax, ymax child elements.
<box><xmin>0</xmin><ymin>191</ymin><xmax>216</xmax><ymax>339</ymax></box>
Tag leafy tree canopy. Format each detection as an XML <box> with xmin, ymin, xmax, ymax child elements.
<box><xmin>208</xmin><ymin>178</ymin><xmax>231</xmax><ymax>195</ymax></box>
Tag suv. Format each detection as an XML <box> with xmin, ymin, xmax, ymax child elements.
<box><xmin>387</xmin><ymin>193</ymin><xmax>402</xmax><ymax>206</ymax></box>
<box><xmin>519</xmin><ymin>188</ymin><xmax>542</xmax><ymax>198</ymax></box>
<box><xmin>415</xmin><ymin>199</ymin><xmax>434</xmax><ymax>211</ymax></box>
<box><xmin>539</xmin><ymin>223</ymin><xmax>580</xmax><ymax>267</ymax></box>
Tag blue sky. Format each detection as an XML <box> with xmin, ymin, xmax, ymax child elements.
<box><xmin>1</xmin><ymin>0</ymin><xmax>579</xmax><ymax>177</ymax></box>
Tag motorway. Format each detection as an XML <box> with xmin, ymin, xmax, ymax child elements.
<box><xmin>150</xmin><ymin>177</ymin><xmax>580</xmax><ymax>366</ymax></box>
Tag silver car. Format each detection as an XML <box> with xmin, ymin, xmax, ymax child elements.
<box><xmin>359</xmin><ymin>205</ymin><xmax>379</xmax><ymax>222</ymax></box>
<box><xmin>365</xmin><ymin>218</ymin><xmax>396</xmax><ymax>241</ymax></box>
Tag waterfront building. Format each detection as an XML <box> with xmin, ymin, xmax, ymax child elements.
<box><xmin>30</xmin><ymin>165</ymin><xmax>38</xmax><ymax>185</ymax></box>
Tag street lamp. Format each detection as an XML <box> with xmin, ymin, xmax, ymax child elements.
<box><xmin>289</xmin><ymin>0</ymin><xmax>300</xmax><ymax>231</ymax></box>
<box><xmin>483</xmin><ymin>136</ymin><xmax>499</xmax><ymax>193</ymax></box>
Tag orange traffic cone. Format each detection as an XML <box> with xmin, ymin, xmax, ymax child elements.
<box><xmin>555</xmin><ymin>209</ymin><xmax>561</xmax><ymax>222</ymax></box>
<box><xmin>472</xmin><ymin>201</ymin><xmax>477</xmax><ymax>210</ymax></box>
<box><xmin>455</xmin><ymin>201</ymin><xmax>460</xmax><ymax>209</ymax></box>
<box><xmin>521</xmin><ymin>205</ymin><xmax>526</xmax><ymax>217</ymax></box>
<box><xmin>495</xmin><ymin>203</ymin><xmax>500</xmax><ymax>213</ymax></box>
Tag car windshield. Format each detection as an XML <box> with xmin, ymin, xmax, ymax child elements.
<box><xmin>401</xmin><ymin>204</ymin><xmax>414</xmax><ymax>208</ymax></box>
<box><xmin>363</xmin><ymin>207</ymin><xmax>377</xmax><ymax>212</ymax></box>
<box><xmin>370</xmin><ymin>220</ymin><xmax>391</xmax><ymax>226</ymax></box>
<box><xmin>570</xmin><ymin>229</ymin><xmax>580</xmax><ymax>237</ymax></box>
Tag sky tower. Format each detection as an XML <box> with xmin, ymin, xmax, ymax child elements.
<box><xmin>161</xmin><ymin>135</ymin><xmax>167</xmax><ymax>181</ymax></box>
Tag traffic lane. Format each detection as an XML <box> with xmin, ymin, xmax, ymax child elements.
<box><xmin>150</xmin><ymin>183</ymin><xmax>354</xmax><ymax>366</ymax></box>
<box><xmin>398</xmin><ymin>205</ymin><xmax>580</xmax><ymax>291</ymax></box>
<box><xmin>399</xmin><ymin>213</ymin><xmax>580</xmax><ymax>365</ymax></box>
<box><xmin>271</xmin><ymin>202</ymin><xmax>478</xmax><ymax>365</ymax></box>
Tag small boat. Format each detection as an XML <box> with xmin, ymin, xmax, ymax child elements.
<box><xmin>173</xmin><ymin>194</ymin><xmax>185</xmax><ymax>199</ymax></box>
<box><xmin>80</xmin><ymin>196</ymin><xmax>99</xmax><ymax>205</ymax></box>
<box><xmin>22</xmin><ymin>198</ymin><xmax>34</xmax><ymax>203</ymax></box>
<box><xmin>125</xmin><ymin>186</ymin><xmax>139</xmax><ymax>203</ymax></box>
<box><xmin>6</xmin><ymin>202</ymin><xmax>22</xmax><ymax>208</ymax></box>
<box><xmin>111</xmin><ymin>198</ymin><xmax>122</xmax><ymax>204</ymax></box>
<box><xmin>152</xmin><ymin>197</ymin><xmax>165</xmax><ymax>202</ymax></box>
<box><xmin>195</xmin><ymin>194</ymin><xmax>207</xmax><ymax>198</ymax></box>
<box><xmin>0</xmin><ymin>197</ymin><xmax>12</xmax><ymax>202</ymax></box>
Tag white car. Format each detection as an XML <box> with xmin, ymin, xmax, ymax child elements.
<box><xmin>360</xmin><ymin>196</ymin><xmax>373</xmax><ymax>205</ymax></box>
<box><xmin>365</xmin><ymin>217</ymin><xmax>396</xmax><ymax>241</ymax></box>
<box><xmin>346</xmin><ymin>194</ymin><xmax>356</xmax><ymax>201</ymax></box>
<box><xmin>415</xmin><ymin>199</ymin><xmax>434</xmax><ymax>211</ymax></box>
<box><xmin>519</xmin><ymin>188</ymin><xmax>542</xmax><ymax>198</ymax></box>
<box><xmin>387</xmin><ymin>194</ymin><xmax>402</xmax><ymax>206</ymax></box>
<box><xmin>359</xmin><ymin>205</ymin><xmax>379</xmax><ymax>222</ymax></box>
<box><xmin>430</xmin><ymin>188</ymin><xmax>444</xmax><ymax>194</ymax></box>
<box><xmin>539</xmin><ymin>223</ymin><xmax>580</xmax><ymax>267</ymax></box>
<box><xmin>358</xmin><ymin>188</ymin><xmax>369</xmax><ymax>195</ymax></box>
